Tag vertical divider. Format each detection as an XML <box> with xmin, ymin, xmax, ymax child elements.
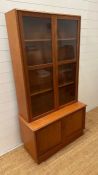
<box><xmin>75</xmin><ymin>18</ymin><xmax>81</xmax><ymax>101</ymax></box>
<box><xmin>51</xmin><ymin>15</ymin><xmax>59</xmax><ymax>108</ymax></box>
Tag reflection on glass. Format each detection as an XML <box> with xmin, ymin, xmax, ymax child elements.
<box><xmin>31</xmin><ymin>91</ymin><xmax>54</xmax><ymax>117</ymax></box>
<box><xmin>29</xmin><ymin>68</ymin><xmax>53</xmax><ymax>94</ymax></box>
<box><xmin>58</xmin><ymin>64</ymin><xmax>76</xmax><ymax>86</ymax></box>
<box><xmin>26</xmin><ymin>42</ymin><xmax>52</xmax><ymax>65</ymax></box>
<box><xmin>58</xmin><ymin>40</ymin><xmax>76</xmax><ymax>61</ymax></box>
<box><xmin>22</xmin><ymin>16</ymin><xmax>52</xmax><ymax>65</ymax></box>
<box><xmin>58</xmin><ymin>19</ymin><xmax>77</xmax><ymax>39</ymax></box>
<box><xmin>23</xmin><ymin>16</ymin><xmax>51</xmax><ymax>39</ymax></box>
<box><xmin>59</xmin><ymin>84</ymin><xmax>75</xmax><ymax>106</ymax></box>
<box><xmin>57</xmin><ymin>19</ymin><xmax>77</xmax><ymax>61</ymax></box>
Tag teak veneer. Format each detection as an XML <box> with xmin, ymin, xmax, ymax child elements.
<box><xmin>5</xmin><ymin>9</ymin><xmax>86</xmax><ymax>163</ymax></box>
<box><xmin>20</xmin><ymin>102</ymin><xmax>86</xmax><ymax>163</ymax></box>
<box><xmin>20</xmin><ymin>101</ymin><xmax>85</xmax><ymax>131</ymax></box>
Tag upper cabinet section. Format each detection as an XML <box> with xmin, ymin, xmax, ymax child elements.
<box><xmin>6</xmin><ymin>10</ymin><xmax>80</xmax><ymax>121</ymax></box>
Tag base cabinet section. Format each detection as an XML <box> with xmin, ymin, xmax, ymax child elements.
<box><xmin>19</xmin><ymin>103</ymin><xmax>86</xmax><ymax>163</ymax></box>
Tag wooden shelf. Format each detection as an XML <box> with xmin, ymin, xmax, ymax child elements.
<box><xmin>58</xmin><ymin>59</ymin><xmax>76</xmax><ymax>65</ymax></box>
<box><xmin>31</xmin><ymin>88</ymin><xmax>53</xmax><ymax>96</ymax></box>
<box><xmin>25</xmin><ymin>39</ymin><xmax>51</xmax><ymax>42</ymax></box>
<box><xmin>24</xmin><ymin>38</ymin><xmax>76</xmax><ymax>42</ymax></box>
<box><xmin>59</xmin><ymin>81</ymin><xmax>74</xmax><ymax>88</ymax></box>
<box><xmin>58</xmin><ymin>38</ymin><xmax>76</xmax><ymax>41</ymax></box>
<box><xmin>28</xmin><ymin>63</ymin><xmax>53</xmax><ymax>70</ymax></box>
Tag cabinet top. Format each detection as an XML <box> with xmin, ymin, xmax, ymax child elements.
<box><xmin>5</xmin><ymin>9</ymin><xmax>81</xmax><ymax>20</ymax></box>
<box><xmin>20</xmin><ymin>102</ymin><xmax>86</xmax><ymax>131</ymax></box>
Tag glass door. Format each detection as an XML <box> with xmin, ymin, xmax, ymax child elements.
<box><xmin>57</xmin><ymin>18</ymin><xmax>78</xmax><ymax>106</ymax></box>
<box><xmin>21</xmin><ymin>14</ymin><xmax>54</xmax><ymax>118</ymax></box>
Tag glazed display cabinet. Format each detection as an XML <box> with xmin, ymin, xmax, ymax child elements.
<box><xmin>5</xmin><ymin>9</ymin><xmax>86</xmax><ymax>163</ymax></box>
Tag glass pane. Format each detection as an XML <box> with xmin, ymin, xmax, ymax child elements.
<box><xmin>58</xmin><ymin>40</ymin><xmax>76</xmax><ymax>61</ymax></box>
<box><xmin>59</xmin><ymin>84</ymin><xmax>75</xmax><ymax>106</ymax></box>
<box><xmin>22</xmin><ymin>16</ymin><xmax>52</xmax><ymax>65</ymax></box>
<box><xmin>29</xmin><ymin>68</ymin><xmax>53</xmax><ymax>94</ymax></box>
<box><xmin>58</xmin><ymin>19</ymin><xmax>77</xmax><ymax>39</ymax></box>
<box><xmin>26</xmin><ymin>42</ymin><xmax>52</xmax><ymax>65</ymax></box>
<box><xmin>57</xmin><ymin>19</ymin><xmax>77</xmax><ymax>61</ymax></box>
<box><xmin>58</xmin><ymin>63</ymin><xmax>76</xmax><ymax>86</ymax></box>
<box><xmin>31</xmin><ymin>91</ymin><xmax>54</xmax><ymax>117</ymax></box>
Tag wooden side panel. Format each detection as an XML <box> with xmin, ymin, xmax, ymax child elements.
<box><xmin>19</xmin><ymin>117</ymin><xmax>38</xmax><ymax>161</ymax></box>
<box><xmin>36</xmin><ymin>121</ymin><xmax>61</xmax><ymax>155</ymax></box>
<box><xmin>5</xmin><ymin>10</ymin><xmax>30</xmax><ymax>122</ymax></box>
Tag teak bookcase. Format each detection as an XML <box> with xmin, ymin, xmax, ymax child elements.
<box><xmin>5</xmin><ymin>9</ymin><xmax>86</xmax><ymax>163</ymax></box>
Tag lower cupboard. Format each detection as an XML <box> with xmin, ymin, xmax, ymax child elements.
<box><xmin>19</xmin><ymin>102</ymin><xmax>86</xmax><ymax>163</ymax></box>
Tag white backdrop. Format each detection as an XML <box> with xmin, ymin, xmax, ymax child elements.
<box><xmin>0</xmin><ymin>0</ymin><xmax>98</xmax><ymax>155</ymax></box>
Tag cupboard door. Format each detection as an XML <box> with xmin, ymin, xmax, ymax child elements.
<box><xmin>36</xmin><ymin>121</ymin><xmax>61</xmax><ymax>155</ymax></box>
<box><xmin>57</xmin><ymin>18</ymin><xmax>78</xmax><ymax>106</ymax></box>
<box><xmin>20</xmin><ymin>13</ymin><xmax>55</xmax><ymax>118</ymax></box>
<box><xmin>62</xmin><ymin>110</ymin><xmax>83</xmax><ymax>140</ymax></box>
